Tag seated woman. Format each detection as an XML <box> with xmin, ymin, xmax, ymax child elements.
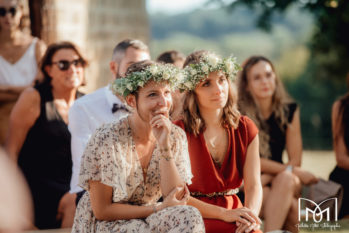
<box><xmin>176</xmin><ymin>50</ymin><xmax>263</xmax><ymax>233</ymax></box>
<box><xmin>329</xmin><ymin>72</ymin><xmax>349</xmax><ymax>219</ymax></box>
<box><xmin>237</xmin><ymin>55</ymin><xmax>318</xmax><ymax>232</ymax></box>
<box><xmin>5</xmin><ymin>41</ymin><xmax>87</xmax><ymax>229</ymax></box>
<box><xmin>71</xmin><ymin>60</ymin><xmax>205</xmax><ymax>233</ymax></box>
<box><xmin>0</xmin><ymin>0</ymin><xmax>46</xmax><ymax>144</ymax></box>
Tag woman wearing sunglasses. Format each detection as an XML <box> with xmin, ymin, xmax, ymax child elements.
<box><xmin>5</xmin><ymin>41</ymin><xmax>87</xmax><ymax>230</ymax></box>
<box><xmin>176</xmin><ymin>51</ymin><xmax>262</xmax><ymax>233</ymax></box>
<box><xmin>0</xmin><ymin>0</ymin><xmax>46</xmax><ymax>144</ymax></box>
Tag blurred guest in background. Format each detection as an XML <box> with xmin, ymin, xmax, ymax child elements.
<box><xmin>238</xmin><ymin>55</ymin><xmax>318</xmax><ymax>232</ymax></box>
<box><xmin>0</xmin><ymin>0</ymin><xmax>46</xmax><ymax>144</ymax></box>
<box><xmin>5</xmin><ymin>41</ymin><xmax>87</xmax><ymax>229</ymax></box>
<box><xmin>157</xmin><ymin>50</ymin><xmax>186</xmax><ymax>121</ymax></box>
<box><xmin>329</xmin><ymin>72</ymin><xmax>349</xmax><ymax>219</ymax></box>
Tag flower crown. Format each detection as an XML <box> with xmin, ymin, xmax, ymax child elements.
<box><xmin>110</xmin><ymin>63</ymin><xmax>185</xmax><ymax>97</ymax></box>
<box><xmin>180</xmin><ymin>53</ymin><xmax>242</xmax><ymax>91</ymax></box>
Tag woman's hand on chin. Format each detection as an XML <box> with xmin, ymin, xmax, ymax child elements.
<box><xmin>150</xmin><ymin>112</ymin><xmax>172</xmax><ymax>147</ymax></box>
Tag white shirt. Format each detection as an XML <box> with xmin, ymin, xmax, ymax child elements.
<box><xmin>68</xmin><ymin>85</ymin><xmax>128</xmax><ymax>193</ymax></box>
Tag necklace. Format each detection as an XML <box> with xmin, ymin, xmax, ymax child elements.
<box><xmin>204</xmin><ymin>129</ymin><xmax>228</xmax><ymax>165</ymax></box>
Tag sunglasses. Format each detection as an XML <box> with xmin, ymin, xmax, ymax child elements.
<box><xmin>0</xmin><ymin>7</ymin><xmax>17</xmax><ymax>17</ymax></box>
<box><xmin>51</xmin><ymin>59</ymin><xmax>84</xmax><ymax>71</ymax></box>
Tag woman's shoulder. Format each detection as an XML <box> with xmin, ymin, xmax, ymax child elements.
<box><xmin>19</xmin><ymin>86</ymin><xmax>41</xmax><ymax>106</ymax></box>
<box><xmin>92</xmin><ymin>117</ymin><xmax>129</xmax><ymax>142</ymax></box>
<box><xmin>284</xmin><ymin>102</ymin><xmax>298</xmax><ymax>123</ymax></box>
<box><xmin>238</xmin><ymin>115</ymin><xmax>256</xmax><ymax>129</ymax></box>
<box><xmin>236</xmin><ymin>115</ymin><xmax>259</xmax><ymax>143</ymax></box>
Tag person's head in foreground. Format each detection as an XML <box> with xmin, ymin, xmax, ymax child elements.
<box><xmin>0</xmin><ymin>148</ymin><xmax>33</xmax><ymax>233</ymax></box>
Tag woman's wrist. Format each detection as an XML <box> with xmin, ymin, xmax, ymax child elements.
<box><xmin>159</xmin><ymin>144</ymin><xmax>173</xmax><ymax>161</ymax></box>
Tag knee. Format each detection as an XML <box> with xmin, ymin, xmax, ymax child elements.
<box><xmin>174</xmin><ymin>206</ymin><xmax>204</xmax><ymax>230</ymax></box>
<box><xmin>272</xmin><ymin>170</ymin><xmax>297</xmax><ymax>192</ymax></box>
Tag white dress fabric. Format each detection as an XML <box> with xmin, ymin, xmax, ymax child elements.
<box><xmin>68</xmin><ymin>86</ymin><xmax>128</xmax><ymax>193</ymax></box>
<box><xmin>72</xmin><ymin>117</ymin><xmax>205</xmax><ymax>233</ymax></box>
<box><xmin>0</xmin><ymin>38</ymin><xmax>38</xmax><ymax>86</ymax></box>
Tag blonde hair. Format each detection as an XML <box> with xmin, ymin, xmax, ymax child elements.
<box><xmin>182</xmin><ymin>50</ymin><xmax>240</xmax><ymax>136</ymax></box>
<box><xmin>237</xmin><ymin>55</ymin><xmax>293</xmax><ymax>158</ymax></box>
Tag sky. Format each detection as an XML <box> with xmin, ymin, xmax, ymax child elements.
<box><xmin>146</xmin><ymin>0</ymin><xmax>218</xmax><ymax>15</ymax></box>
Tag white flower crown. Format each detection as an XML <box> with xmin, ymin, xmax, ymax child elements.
<box><xmin>180</xmin><ymin>53</ymin><xmax>242</xmax><ymax>91</ymax></box>
<box><xmin>110</xmin><ymin>63</ymin><xmax>185</xmax><ymax>97</ymax></box>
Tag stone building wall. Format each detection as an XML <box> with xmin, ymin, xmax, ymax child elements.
<box><xmin>40</xmin><ymin>0</ymin><xmax>150</xmax><ymax>92</ymax></box>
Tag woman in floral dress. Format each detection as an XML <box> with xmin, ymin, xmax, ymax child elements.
<box><xmin>71</xmin><ymin>60</ymin><xmax>204</xmax><ymax>233</ymax></box>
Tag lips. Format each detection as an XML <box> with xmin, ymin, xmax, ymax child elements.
<box><xmin>211</xmin><ymin>96</ymin><xmax>225</xmax><ymax>101</ymax></box>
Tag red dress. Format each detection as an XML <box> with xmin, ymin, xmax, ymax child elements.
<box><xmin>176</xmin><ymin>116</ymin><xmax>262</xmax><ymax>233</ymax></box>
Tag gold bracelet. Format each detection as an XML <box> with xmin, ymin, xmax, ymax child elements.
<box><xmin>159</xmin><ymin>147</ymin><xmax>169</xmax><ymax>153</ymax></box>
<box><xmin>161</xmin><ymin>154</ymin><xmax>173</xmax><ymax>161</ymax></box>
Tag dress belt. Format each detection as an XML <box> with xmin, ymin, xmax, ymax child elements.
<box><xmin>190</xmin><ymin>188</ymin><xmax>239</xmax><ymax>198</ymax></box>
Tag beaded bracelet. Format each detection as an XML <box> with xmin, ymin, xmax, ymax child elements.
<box><xmin>161</xmin><ymin>154</ymin><xmax>173</xmax><ymax>161</ymax></box>
<box><xmin>159</xmin><ymin>147</ymin><xmax>173</xmax><ymax>161</ymax></box>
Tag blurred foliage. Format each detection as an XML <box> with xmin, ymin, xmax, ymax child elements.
<box><xmin>149</xmin><ymin>1</ymin><xmax>349</xmax><ymax>149</ymax></box>
<box><xmin>211</xmin><ymin>0</ymin><xmax>349</xmax><ymax>149</ymax></box>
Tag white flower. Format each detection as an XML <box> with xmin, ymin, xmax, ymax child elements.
<box><xmin>202</xmin><ymin>64</ymin><xmax>209</xmax><ymax>73</ymax></box>
<box><xmin>184</xmin><ymin>81</ymin><xmax>193</xmax><ymax>89</ymax></box>
<box><xmin>207</xmin><ymin>54</ymin><xmax>219</xmax><ymax>67</ymax></box>
<box><xmin>163</xmin><ymin>72</ymin><xmax>170</xmax><ymax>80</ymax></box>
<box><xmin>225</xmin><ymin>60</ymin><xmax>234</xmax><ymax>73</ymax></box>
<box><xmin>137</xmin><ymin>80</ymin><xmax>144</xmax><ymax>87</ymax></box>
<box><xmin>190</xmin><ymin>68</ymin><xmax>197</xmax><ymax>75</ymax></box>
<box><xmin>149</xmin><ymin>65</ymin><xmax>158</xmax><ymax>75</ymax></box>
<box><xmin>126</xmin><ymin>83</ymin><xmax>133</xmax><ymax>91</ymax></box>
<box><xmin>175</xmin><ymin>73</ymin><xmax>185</xmax><ymax>82</ymax></box>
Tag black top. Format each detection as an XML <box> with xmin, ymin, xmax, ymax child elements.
<box><xmin>264</xmin><ymin>103</ymin><xmax>298</xmax><ymax>164</ymax></box>
<box><xmin>18</xmin><ymin>82</ymin><xmax>82</xmax><ymax>229</ymax></box>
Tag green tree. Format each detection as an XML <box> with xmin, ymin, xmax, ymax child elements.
<box><xmin>210</xmin><ymin>0</ymin><xmax>349</xmax><ymax>149</ymax></box>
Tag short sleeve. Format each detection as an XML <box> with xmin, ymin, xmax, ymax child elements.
<box><xmin>242</xmin><ymin>116</ymin><xmax>259</xmax><ymax>145</ymax></box>
<box><xmin>78</xmin><ymin>123</ymin><xmax>129</xmax><ymax>202</ymax></box>
<box><xmin>287</xmin><ymin>103</ymin><xmax>298</xmax><ymax>123</ymax></box>
<box><xmin>171</xmin><ymin>125</ymin><xmax>193</xmax><ymax>185</ymax></box>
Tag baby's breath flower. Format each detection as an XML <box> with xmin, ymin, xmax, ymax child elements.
<box><xmin>179</xmin><ymin>53</ymin><xmax>242</xmax><ymax>91</ymax></box>
<box><xmin>110</xmin><ymin>63</ymin><xmax>184</xmax><ymax>97</ymax></box>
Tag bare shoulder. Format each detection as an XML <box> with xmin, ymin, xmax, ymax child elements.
<box><xmin>34</xmin><ymin>38</ymin><xmax>47</xmax><ymax>60</ymax></box>
<box><xmin>16</xmin><ymin>87</ymin><xmax>40</xmax><ymax>111</ymax></box>
<box><xmin>332</xmin><ymin>100</ymin><xmax>340</xmax><ymax>114</ymax></box>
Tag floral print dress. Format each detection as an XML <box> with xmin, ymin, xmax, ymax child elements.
<box><xmin>72</xmin><ymin>117</ymin><xmax>205</xmax><ymax>233</ymax></box>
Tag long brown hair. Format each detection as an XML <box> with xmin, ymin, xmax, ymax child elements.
<box><xmin>237</xmin><ymin>55</ymin><xmax>292</xmax><ymax>158</ymax></box>
<box><xmin>182</xmin><ymin>50</ymin><xmax>240</xmax><ymax>136</ymax></box>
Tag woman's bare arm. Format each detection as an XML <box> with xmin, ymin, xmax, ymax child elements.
<box><xmin>5</xmin><ymin>87</ymin><xmax>40</xmax><ymax>162</ymax></box>
<box><xmin>243</xmin><ymin>136</ymin><xmax>263</xmax><ymax>216</ymax></box>
<box><xmin>285</xmin><ymin>107</ymin><xmax>302</xmax><ymax>166</ymax></box>
<box><xmin>332</xmin><ymin>101</ymin><xmax>349</xmax><ymax>170</ymax></box>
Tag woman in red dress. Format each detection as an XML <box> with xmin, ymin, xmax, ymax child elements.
<box><xmin>176</xmin><ymin>50</ymin><xmax>263</xmax><ymax>233</ymax></box>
